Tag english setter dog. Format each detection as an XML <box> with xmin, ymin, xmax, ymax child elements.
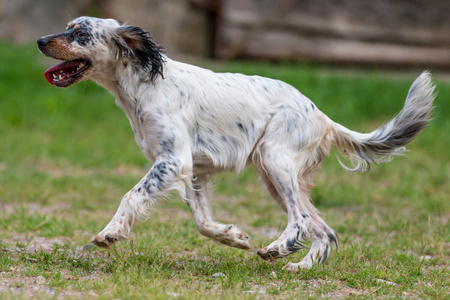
<box><xmin>37</xmin><ymin>17</ymin><xmax>435</xmax><ymax>271</ymax></box>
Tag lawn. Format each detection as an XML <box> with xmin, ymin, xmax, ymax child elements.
<box><xmin>0</xmin><ymin>42</ymin><xmax>449</xmax><ymax>299</ymax></box>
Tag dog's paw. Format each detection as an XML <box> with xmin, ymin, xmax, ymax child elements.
<box><xmin>223</xmin><ymin>224</ymin><xmax>251</xmax><ymax>250</ymax></box>
<box><xmin>91</xmin><ymin>233</ymin><xmax>120</xmax><ymax>249</ymax></box>
<box><xmin>257</xmin><ymin>245</ymin><xmax>283</xmax><ymax>261</ymax></box>
<box><xmin>257</xmin><ymin>240</ymin><xmax>299</xmax><ymax>261</ymax></box>
<box><xmin>282</xmin><ymin>261</ymin><xmax>313</xmax><ymax>272</ymax></box>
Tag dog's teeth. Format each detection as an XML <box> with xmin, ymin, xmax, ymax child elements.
<box><xmin>79</xmin><ymin>62</ymin><xmax>85</xmax><ymax>68</ymax></box>
<box><xmin>53</xmin><ymin>74</ymin><xmax>57</xmax><ymax>79</ymax></box>
<box><xmin>59</xmin><ymin>74</ymin><xmax>64</xmax><ymax>80</ymax></box>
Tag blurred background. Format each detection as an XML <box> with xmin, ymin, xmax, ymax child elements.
<box><xmin>1</xmin><ymin>0</ymin><xmax>450</xmax><ymax>67</ymax></box>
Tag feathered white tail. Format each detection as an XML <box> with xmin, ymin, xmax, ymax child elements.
<box><xmin>331</xmin><ymin>71</ymin><xmax>436</xmax><ymax>172</ymax></box>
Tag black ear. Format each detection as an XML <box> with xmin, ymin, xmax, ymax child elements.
<box><xmin>112</xmin><ymin>26</ymin><xmax>165</xmax><ymax>81</ymax></box>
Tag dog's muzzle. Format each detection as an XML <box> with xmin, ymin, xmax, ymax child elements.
<box><xmin>37</xmin><ymin>37</ymin><xmax>50</xmax><ymax>51</ymax></box>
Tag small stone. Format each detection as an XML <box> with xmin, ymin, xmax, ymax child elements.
<box><xmin>419</xmin><ymin>255</ymin><xmax>432</xmax><ymax>261</ymax></box>
<box><xmin>82</xmin><ymin>244</ymin><xmax>94</xmax><ymax>251</ymax></box>
<box><xmin>397</xmin><ymin>250</ymin><xmax>418</xmax><ymax>257</ymax></box>
<box><xmin>375</xmin><ymin>279</ymin><xmax>397</xmax><ymax>286</ymax></box>
<box><xmin>167</xmin><ymin>292</ymin><xmax>182</xmax><ymax>297</ymax></box>
<box><xmin>211</xmin><ymin>272</ymin><xmax>226</xmax><ymax>278</ymax></box>
<box><xmin>36</xmin><ymin>276</ymin><xmax>46</xmax><ymax>284</ymax></box>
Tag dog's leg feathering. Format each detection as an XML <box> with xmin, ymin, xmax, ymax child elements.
<box><xmin>283</xmin><ymin>225</ymin><xmax>338</xmax><ymax>271</ymax></box>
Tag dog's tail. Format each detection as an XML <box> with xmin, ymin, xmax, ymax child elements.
<box><xmin>329</xmin><ymin>71</ymin><xmax>436</xmax><ymax>172</ymax></box>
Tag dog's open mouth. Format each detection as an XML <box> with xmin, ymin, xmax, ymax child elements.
<box><xmin>44</xmin><ymin>59</ymin><xmax>91</xmax><ymax>86</ymax></box>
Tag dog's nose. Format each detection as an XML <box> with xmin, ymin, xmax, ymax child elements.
<box><xmin>37</xmin><ymin>37</ymin><xmax>50</xmax><ymax>49</ymax></box>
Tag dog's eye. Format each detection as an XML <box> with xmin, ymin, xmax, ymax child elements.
<box><xmin>75</xmin><ymin>30</ymin><xmax>88</xmax><ymax>38</ymax></box>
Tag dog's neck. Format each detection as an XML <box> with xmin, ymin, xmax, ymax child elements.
<box><xmin>91</xmin><ymin>60</ymin><xmax>165</xmax><ymax>140</ymax></box>
<box><xmin>92</xmin><ymin>71</ymin><xmax>136</xmax><ymax>118</ymax></box>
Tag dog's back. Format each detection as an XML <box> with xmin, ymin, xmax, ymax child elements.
<box><xmin>152</xmin><ymin>59</ymin><xmax>330</xmax><ymax>173</ymax></box>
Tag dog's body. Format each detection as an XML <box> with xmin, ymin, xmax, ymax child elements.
<box><xmin>38</xmin><ymin>17</ymin><xmax>435</xmax><ymax>271</ymax></box>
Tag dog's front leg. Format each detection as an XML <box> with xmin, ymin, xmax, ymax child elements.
<box><xmin>92</xmin><ymin>155</ymin><xmax>189</xmax><ymax>249</ymax></box>
<box><xmin>186</xmin><ymin>175</ymin><xmax>251</xmax><ymax>250</ymax></box>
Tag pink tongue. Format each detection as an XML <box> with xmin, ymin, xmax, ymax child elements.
<box><xmin>44</xmin><ymin>60</ymin><xmax>82</xmax><ymax>85</ymax></box>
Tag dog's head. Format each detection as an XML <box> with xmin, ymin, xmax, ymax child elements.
<box><xmin>37</xmin><ymin>16</ymin><xmax>164</xmax><ymax>88</ymax></box>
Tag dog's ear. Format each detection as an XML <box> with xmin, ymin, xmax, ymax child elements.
<box><xmin>112</xmin><ymin>26</ymin><xmax>165</xmax><ymax>81</ymax></box>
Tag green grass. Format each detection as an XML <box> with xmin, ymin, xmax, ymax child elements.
<box><xmin>0</xmin><ymin>42</ymin><xmax>449</xmax><ymax>299</ymax></box>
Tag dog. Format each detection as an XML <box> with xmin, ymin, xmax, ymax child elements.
<box><xmin>37</xmin><ymin>16</ymin><xmax>435</xmax><ymax>271</ymax></box>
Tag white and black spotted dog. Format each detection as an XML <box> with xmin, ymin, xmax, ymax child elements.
<box><xmin>38</xmin><ymin>17</ymin><xmax>435</xmax><ymax>271</ymax></box>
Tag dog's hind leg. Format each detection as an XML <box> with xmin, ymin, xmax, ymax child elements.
<box><xmin>256</xmin><ymin>150</ymin><xmax>338</xmax><ymax>267</ymax></box>
<box><xmin>286</xmin><ymin>174</ymin><xmax>338</xmax><ymax>270</ymax></box>
<box><xmin>256</xmin><ymin>147</ymin><xmax>313</xmax><ymax>261</ymax></box>
<box><xmin>257</xmin><ymin>144</ymin><xmax>339</xmax><ymax>268</ymax></box>
<box><xmin>261</xmin><ymin>152</ymin><xmax>337</xmax><ymax>270</ymax></box>
<box><xmin>283</xmin><ymin>217</ymin><xmax>337</xmax><ymax>271</ymax></box>
<box><xmin>282</xmin><ymin>146</ymin><xmax>338</xmax><ymax>270</ymax></box>
<box><xmin>258</xmin><ymin>169</ymin><xmax>287</xmax><ymax>213</ymax></box>
<box><xmin>185</xmin><ymin>175</ymin><xmax>251</xmax><ymax>250</ymax></box>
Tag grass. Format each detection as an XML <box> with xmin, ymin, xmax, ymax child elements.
<box><xmin>0</xmin><ymin>42</ymin><xmax>449</xmax><ymax>299</ymax></box>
